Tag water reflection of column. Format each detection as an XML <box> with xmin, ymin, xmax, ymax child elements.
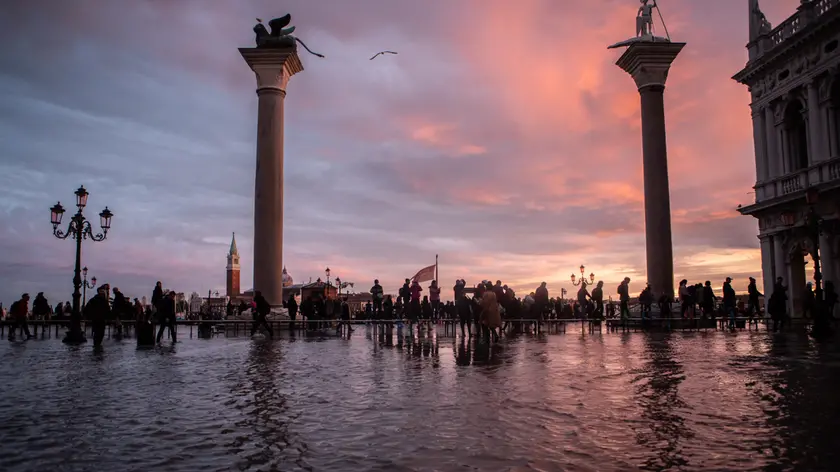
<box><xmin>227</xmin><ymin>343</ymin><xmax>300</xmax><ymax>469</ymax></box>
<box><xmin>636</xmin><ymin>336</ymin><xmax>690</xmax><ymax>470</ymax></box>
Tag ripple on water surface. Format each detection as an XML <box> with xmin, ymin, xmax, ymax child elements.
<box><xmin>1</xmin><ymin>329</ymin><xmax>839</xmax><ymax>471</ymax></box>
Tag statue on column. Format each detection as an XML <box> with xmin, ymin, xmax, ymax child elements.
<box><xmin>253</xmin><ymin>14</ymin><xmax>325</xmax><ymax>58</ymax></box>
<box><xmin>636</xmin><ymin>0</ymin><xmax>656</xmax><ymax>37</ymax></box>
<box><xmin>608</xmin><ymin>0</ymin><xmax>670</xmax><ymax>49</ymax></box>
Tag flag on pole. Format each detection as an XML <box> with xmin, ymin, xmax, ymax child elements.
<box><xmin>411</xmin><ymin>264</ymin><xmax>436</xmax><ymax>283</ymax></box>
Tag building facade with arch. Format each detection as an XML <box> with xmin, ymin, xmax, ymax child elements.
<box><xmin>735</xmin><ymin>0</ymin><xmax>840</xmax><ymax>316</ymax></box>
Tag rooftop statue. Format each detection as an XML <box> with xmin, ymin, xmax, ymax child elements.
<box><xmin>608</xmin><ymin>0</ymin><xmax>671</xmax><ymax>49</ymax></box>
<box><xmin>749</xmin><ymin>0</ymin><xmax>773</xmax><ymax>41</ymax></box>
<box><xmin>253</xmin><ymin>14</ymin><xmax>325</xmax><ymax>58</ymax></box>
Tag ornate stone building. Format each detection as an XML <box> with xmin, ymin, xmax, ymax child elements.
<box><xmin>734</xmin><ymin>0</ymin><xmax>840</xmax><ymax>315</ymax></box>
<box><xmin>226</xmin><ymin>233</ymin><xmax>241</xmax><ymax>298</ymax></box>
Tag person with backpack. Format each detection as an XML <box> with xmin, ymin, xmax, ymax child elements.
<box><xmin>768</xmin><ymin>277</ymin><xmax>788</xmax><ymax>332</ymax></box>
<box><xmin>618</xmin><ymin>277</ymin><xmax>631</xmax><ymax>322</ymax></box>
<box><xmin>9</xmin><ymin>293</ymin><xmax>33</xmax><ymax>341</ymax></box>
<box><xmin>155</xmin><ymin>291</ymin><xmax>178</xmax><ymax>344</ymax></box>
<box><xmin>250</xmin><ymin>290</ymin><xmax>273</xmax><ymax>339</ymax></box>
<box><xmin>151</xmin><ymin>281</ymin><xmax>164</xmax><ymax>313</ymax></box>
<box><xmin>32</xmin><ymin>292</ymin><xmax>51</xmax><ymax>321</ymax></box>
<box><xmin>370</xmin><ymin>279</ymin><xmax>384</xmax><ymax>317</ymax></box>
<box><xmin>722</xmin><ymin>277</ymin><xmax>737</xmax><ymax>330</ymax></box>
<box><xmin>86</xmin><ymin>286</ymin><xmax>111</xmax><ymax>347</ymax></box>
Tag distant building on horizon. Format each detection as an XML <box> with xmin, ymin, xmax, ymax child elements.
<box><xmin>226</xmin><ymin>233</ymin><xmax>304</xmax><ymax>302</ymax></box>
<box><xmin>734</xmin><ymin>0</ymin><xmax>840</xmax><ymax>316</ymax></box>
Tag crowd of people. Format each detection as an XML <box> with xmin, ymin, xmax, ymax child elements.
<box><xmin>3</xmin><ymin>273</ymin><xmax>838</xmax><ymax>343</ymax></box>
<box><xmin>1</xmin><ymin>281</ymin><xmax>202</xmax><ymax>346</ymax></box>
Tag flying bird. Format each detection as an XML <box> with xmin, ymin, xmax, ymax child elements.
<box><xmin>370</xmin><ymin>51</ymin><xmax>398</xmax><ymax>60</ymax></box>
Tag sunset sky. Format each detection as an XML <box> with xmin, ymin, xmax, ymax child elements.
<box><xmin>0</xmin><ymin>0</ymin><xmax>801</xmax><ymax>304</ymax></box>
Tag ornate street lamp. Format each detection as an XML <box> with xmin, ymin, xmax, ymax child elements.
<box><xmin>51</xmin><ymin>186</ymin><xmax>113</xmax><ymax>344</ymax></box>
<box><xmin>325</xmin><ymin>267</ymin><xmax>331</xmax><ymax>297</ymax></box>
<box><xmin>81</xmin><ymin>266</ymin><xmax>97</xmax><ymax>306</ymax></box>
<box><xmin>570</xmin><ymin>265</ymin><xmax>595</xmax><ymax>287</ymax></box>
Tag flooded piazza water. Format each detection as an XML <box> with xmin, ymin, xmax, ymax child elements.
<box><xmin>1</xmin><ymin>328</ymin><xmax>839</xmax><ymax>471</ymax></box>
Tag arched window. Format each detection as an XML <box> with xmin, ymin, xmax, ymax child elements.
<box><xmin>783</xmin><ymin>99</ymin><xmax>809</xmax><ymax>172</ymax></box>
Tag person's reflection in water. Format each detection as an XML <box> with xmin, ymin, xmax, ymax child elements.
<box><xmin>634</xmin><ymin>333</ymin><xmax>692</xmax><ymax>470</ymax></box>
<box><xmin>455</xmin><ymin>338</ymin><xmax>472</xmax><ymax>366</ymax></box>
<box><xmin>228</xmin><ymin>342</ymin><xmax>305</xmax><ymax>470</ymax></box>
<box><xmin>471</xmin><ymin>337</ymin><xmax>503</xmax><ymax>366</ymax></box>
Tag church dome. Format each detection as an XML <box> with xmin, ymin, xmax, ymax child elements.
<box><xmin>282</xmin><ymin>266</ymin><xmax>294</xmax><ymax>288</ymax></box>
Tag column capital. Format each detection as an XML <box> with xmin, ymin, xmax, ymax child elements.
<box><xmin>615</xmin><ymin>41</ymin><xmax>686</xmax><ymax>91</ymax></box>
<box><xmin>240</xmin><ymin>47</ymin><xmax>304</xmax><ymax>94</ymax></box>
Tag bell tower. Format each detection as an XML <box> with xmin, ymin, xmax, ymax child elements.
<box><xmin>226</xmin><ymin>232</ymin><xmax>241</xmax><ymax>298</ymax></box>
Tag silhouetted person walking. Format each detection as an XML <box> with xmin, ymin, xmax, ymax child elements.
<box><xmin>399</xmin><ymin>279</ymin><xmax>411</xmax><ymax>311</ymax></box>
<box><xmin>429</xmin><ymin>280</ymin><xmax>441</xmax><ymax>320</ymax></box>
<box><xmin>639</xmin><ymin>284</ymin><xmax>653</xmax><ymax>322</ymax></box>
<box><xmin>86</xmin><ymin>287</ymin><xmax>111</xmax><ymax>347</ymax></box>
<box><xmin>723</xmin><ymin>277</ymin><xmax>737</xmax><ymax>330</ymax></box>
<box><xmin>250</xmin><ymin>290</ymin><xmax>274</xmax><ymax>339</ymax></box>
<box><xmin>618</xmin><ymin>278</ymin><xmax>631</xmax><ymax>323</ymax></box>
<box><xmin>802</xmin><ymin>282</ymin><xmax>815</xmax><ymax>320</ymax></box>
<box><xmin>370</xmin><ymin>279</ymin><xmax>384</xmax><ymax>316</ymax></box>
<box><xmin>702</xmin><ymin>281</ymin><xmax>716</xmax><ymax>323</ymax></box>
<box><xmin>534</xmin><ymin>282</ymin><xmax>549</xmax><ymax>332</ymax></box>
<box><xmin>747</xmin><ymin>276</ymin><xmax>762</xmax><ymax>324</ymax></box>
<box><xmin>151</xmin><ymin>281</ymin><xmax>164</xmax><ymax>313</ymax></box>
<box><xmin>768</xmin><ymin>277</ymin><xmax>788</xmax><ymax>332</ymax></box>
<box><xmin>8</xmin><ymin>293</ymin><xmax>33</xmax><ymax>340</ymax></box>
<box><xmin>591</xmin><ymin>281</ymin><xmax>605</xmax><ymax>318</ymax></box>
<box><xmin>287</xmin><ymin>293</ymin><xmax>298</xmax><ymax>331</ymax></box>
<box><xmin>156</xmin><ymin>291</ymin><xmax>177</xmax><ymax>344</ymax></box>
<box><xmin>457</xmin><ymin>294</ymin><xmax>472</xmax><ymax>337</ymax></box>
<box><xmin>32</xmin><ymin>292</ymin><xmax>50</xmax><ymax>320</ymax></box>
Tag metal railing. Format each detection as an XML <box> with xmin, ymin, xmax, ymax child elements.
<box><xmin>1</xmin><ymin>315</ymin><xmax>812</xmax><ymax>341</ymax></box>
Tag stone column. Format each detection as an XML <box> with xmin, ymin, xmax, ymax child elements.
<box><xmin>806</xmin><ymin>81</ymin><xmax>825</xmax><ymax>162</ymax></box>
<box><xmin>759</xmin><ymin>235</ymin><xmax>774</xmax><ymax>299</ymax></box>
<box><xmin>772</xmin><ymin>233</ymin><xmax>789</xmax><ymax>312</ymax></box>
<box><xmin>240</xmin><ymin>46</ymin><xmax>303</xmax><ymax>306</ymax></box>
<box><xmin>789</xmin><ymin>250</ymin><xmax>806</xmax><ymax>317</ymax></box>
<box><xmin>764</xmin><ymin>106</ymin><xmax>780</xmax><ymax>185</ymax></box>
<box><xmin>615</xmin><ymin>41</ymin><xmax>685</xmax><ymax>300</ymax></box>
<box><xmin>751</xmin><ymin>108</ymin><xmax>768</xmax><ymax>199</ymax></box>
<box><xmin>819</xmin><ymin>232</ymin><xmax>836</xmax><ymax>287</ymax></box>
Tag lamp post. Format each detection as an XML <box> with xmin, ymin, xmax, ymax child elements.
<box><xmin>50</xmin><ymin>186</ymin><xmax>113</xmax><ymax>344</ymax></box>
<box><xmin>325</xmin><ymin>267</ymin><xmax>331</xmax><ymax>298</ymax></box>
<box><xmin>570</xmin><ymin>265</ymin><xmax>596</xmax><ymax>287</ymax></box>
<box><xmin>81</xmin><ymin>266</ymin><xmax>97</xmax><ymax>306</ymax></box>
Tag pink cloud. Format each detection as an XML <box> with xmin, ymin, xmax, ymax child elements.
<box><xmin>2</xmin><ymin>0</ymin><xmax>814</xmax><ymax>303</ymax></box>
